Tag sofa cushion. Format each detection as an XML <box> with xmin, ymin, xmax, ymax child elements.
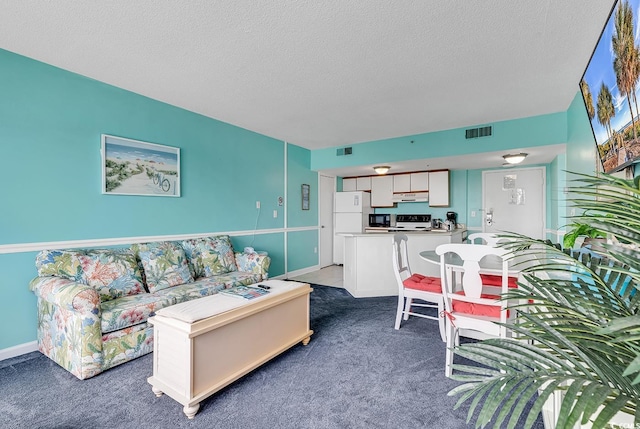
<box><xmin>132</xmin><ymin>241</ymin><xmax>194</xmax><ymax>293</ymax></box>
<box><xmin>181</xmin><ymin>235</ymin><xmax>237</xmax><ymax>278</ymax></box>
<box><xmin>101</xmin><ymin>293</ymin><xmax>174</xmax><ymax>333</ymax></box>
<box><xmin>154</xmin><ymin>277</ymin><xmax>228</xmax><ymax>304</ymax></box>
<box><xmin>35</xmin><ymin>249</ymin><xmax>145</xmax><ymax>302</ymax></box>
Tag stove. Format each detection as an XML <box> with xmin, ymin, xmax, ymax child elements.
<box><xmin>391</xmin><ymin>214</ymin><xmax>432</xmax><ymax>231</ymax></box>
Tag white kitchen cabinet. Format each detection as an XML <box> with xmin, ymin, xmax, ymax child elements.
<box><xmin>410</xmin><ymin>172</ymin><xmax>429</xmax><ymax>192</ymax></box>
<box><xmin>392</xmin><ymin>174</ymin><xmax>411</xmax><ymax>193</ymax></box>
<box><xmin>342</xmin><ymin>178</ymin><xmax>357</xmax><ymax>191</ymax></box>
<box><xmin>429</xmin><ymin>170</ymin><xmax>450</xmax><ymax>206</ymax></box>
<box><xmin>370</xmin><ymin>175</ymin><xmax>394</xmax><ymax>207</ymax></box>
<box><xmin>356</xmin><ymin>176</ymin><xmax>371</xmax><ymax>191</ymax></box>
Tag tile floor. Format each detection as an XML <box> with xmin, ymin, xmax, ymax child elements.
<box><xmin>291</xmin><ymin>265</ymin><xmax>343</xmax><ymax>288</ymax></box>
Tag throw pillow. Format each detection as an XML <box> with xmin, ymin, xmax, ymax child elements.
<box><xmin>181</xmin><ymin>236</ymin><xmax>237</xmax><ymax>278</ymax></box>
<box><xmin>35</xmin><ymin>249</ymin><xmax>145</xmax><ymax>302</ymax></box>
<box><xmin>133</xmin><ymin>241</ymin><xmax>194</xmax><ymax>292</ymax></box>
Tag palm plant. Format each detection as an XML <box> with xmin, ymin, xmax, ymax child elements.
<box><xmin>448</xmin><ymin>172</ymin><xmax>640</xmax><ymax>429</ymax></box>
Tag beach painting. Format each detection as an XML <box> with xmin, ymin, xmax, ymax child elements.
<box><xmin>101</xmin><ymin>135</ymin><xmax>180</xmax><ymax>197</ymax></box>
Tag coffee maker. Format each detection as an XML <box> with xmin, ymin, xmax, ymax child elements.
<box><xmin>445</xmin><ymin>211</ymin><xmax>457</xmax><ymax>231</ymax></box>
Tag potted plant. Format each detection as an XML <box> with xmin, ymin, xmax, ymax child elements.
<box><xmin>562</xmin><ymin>221</ymin><xmax>606</xmax><ymax>249</ymax></box>
<box><xmin>447</xmin><ymin>172</ymin><xmax>640</xmax><ymax>429</ymax></box>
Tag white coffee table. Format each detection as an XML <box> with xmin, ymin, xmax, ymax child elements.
<box><xmin>147</xmin><ymin>280</ymin><xmax>313</xmax><ymax>418</ymax></box>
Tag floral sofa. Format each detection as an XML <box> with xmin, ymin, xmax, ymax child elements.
<box><xmin>29</xmin><ymin>235</ymin><xmax>270</xmax><ymax>380</ymax></box>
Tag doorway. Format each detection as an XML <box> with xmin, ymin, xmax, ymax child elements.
<box><xmin>481</xmin><ymin>167</ymin><xmax>545</xmax><ymax>239</ymax></box>
<box><xmin>319</xmin><ymin>174</ymin><xmax>335</xmax><ymax>268</ymax></box>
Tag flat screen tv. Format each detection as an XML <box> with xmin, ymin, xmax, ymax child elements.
<box><xmin>580</xmin><ymin>0</ymin><xmax>640</xmax><ymax>173</ymax></box>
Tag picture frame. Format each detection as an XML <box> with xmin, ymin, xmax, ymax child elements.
<box><xmin>101</xmin><ymin>134</ymin><xmax>181</xmax><ymax>197</ymax></box>
<box><xmin>301</xmin><ymin>184</ymin><xmax>310</xmax><ymax>210</ymax></box>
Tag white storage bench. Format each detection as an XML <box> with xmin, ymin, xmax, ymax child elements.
<box><xmin>147</xmin><ymin>280</ymin><xmax>313</xmax><ymax>418</ymax></box>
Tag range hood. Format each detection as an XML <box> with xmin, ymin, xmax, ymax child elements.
<box><xmin>391</xmin><ymin>192</ymin><xmax>429</xmax><ymax>203</ymax></box>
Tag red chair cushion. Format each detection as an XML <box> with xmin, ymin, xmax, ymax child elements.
<box><xmin>452</xmin><ymin>291</ymin><xmax>508</xmax><ymax>318</ymax></box>
<box><xmin>403</xmin><ymin>273</ymin><xmax>442</xmax><ymax>293</ymax></box>
<box><xmin>480</xmin><ymin>273</ymin><xmax>518</xmax><ymax>288</ymax></box>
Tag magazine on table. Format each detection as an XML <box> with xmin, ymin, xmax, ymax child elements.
<box><xmin>221</xmin><ymin>285</ymin><xmax>270</xmax><ymax>300</ymax></box>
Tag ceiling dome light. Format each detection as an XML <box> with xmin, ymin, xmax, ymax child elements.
<box><xmin>373</xmin><ymin>165</ymin><xmax>391</xmax><ymax>175</ymax></box>
<box><xmin>502</xmin><ymin>153</ymin><xmax>528</xmax><ymax>165</ymax></box>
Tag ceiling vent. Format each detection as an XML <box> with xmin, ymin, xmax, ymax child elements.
<box><xmin>465</xmin><ymin>126</ymin><xmax>492</xmax><ymax>139</ymax></box>
<box><xmin>336</xmin><ymin>147</ymin><xmax>353</xmax><ymax>156</ymax></box>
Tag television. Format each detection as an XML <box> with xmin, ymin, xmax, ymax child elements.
<box><xmin>580</xmin><ymin>0</ymin><xmax>640</xmax><ymax>173</ymax></box>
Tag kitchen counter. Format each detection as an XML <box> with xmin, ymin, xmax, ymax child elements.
<box><xmin>340</xmin><ymin>229</ymin><xmax>465</xmax><ymax>298</ymax></box>
<box><xmin>359</xmin><ymin>228</ymin><xmax>462</xmax><ymax>235</ymax></box>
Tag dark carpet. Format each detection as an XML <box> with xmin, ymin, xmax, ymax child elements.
<box><xmin>0</xmin><ymin>284</ymin><xmax>543</xmax><ymax>429</ymax></box>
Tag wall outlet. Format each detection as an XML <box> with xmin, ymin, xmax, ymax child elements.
<box><xmin>256</xmin><ymin>201</ymin><xmax>260</xmax><ymax>209</ymax></box>
<box><xmin>273</xmin><ymin>210</ymin><xmax>278</xmax><ymax>218</ymax></box>
<box><xmin>570</xmin><ymin>208</ymin><xmax>576</xmax><ymax>216</ymax></box>
<box><xmin>278</xmin><ymin>196</ymin><xmax>284</xmax><ymax>206</ymax></box>
<box><xmin>471</xmin><ymin>211</ymin><xmax>476</xmax><ymax>217</ymax></box>
<box><xmin>314</xmin><ymin>247</ymin><xmax>317</xmax><ymax>254</ymax></box>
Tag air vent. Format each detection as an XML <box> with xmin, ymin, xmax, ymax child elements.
<box><xmin>465</xmin><ymin>126</ymin><xmax>492</xmax><ymax>139</ymax></box>
<box><xmin>336</xmin><ymin>147</ymin><xmax>353</xmax><ymax>156</ymax></box>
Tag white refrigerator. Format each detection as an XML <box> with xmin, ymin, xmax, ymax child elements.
<box><xmin>333</xmin><ymin>191</ymin><xmax>373</xmax><ymax>264</ymax></box>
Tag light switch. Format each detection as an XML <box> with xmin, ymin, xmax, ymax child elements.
<box><xmin>273</xmin><ymin>210</ymin><xmax>278</xmax><ymax>218</ymax></box>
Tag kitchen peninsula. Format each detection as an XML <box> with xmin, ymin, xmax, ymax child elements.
<box><xmin>341</xmin><ymin>229</ymin><xmax>465</xmax><ymax>298</ymax></box>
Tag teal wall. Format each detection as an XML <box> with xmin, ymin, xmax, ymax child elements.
<box><xmin>567</xmin><ymin>93</ymin><xmax>598</xmax><ymax>177</ymax></box>
<box><xmin>0</xmin><ymin>49</ymin><xmax>317</xmax><ymax>350</ymax></box>
<box><xmin>0</xmin><ymin>44</ymin><xmax>600</xmax><ymax>354</ymax></box>
<box><xmin>311</xmin><ymin>112</ymin><xmax>567</xmax><ymax>171</ymax></box>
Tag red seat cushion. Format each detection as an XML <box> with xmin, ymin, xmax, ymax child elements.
<box><xmin>480</xmin><ymin>273</ymin><xmax>518</xmax><ymax>288</ymax></box>
<box><xmin>452</xmin><ymin>291</ymin><xmax>507</xmax><ymax>318</ymax></box>
<box><xmin>403</xmin><ymin>273</ymin><xmax>442</xmax><ymax>293</ymax></box>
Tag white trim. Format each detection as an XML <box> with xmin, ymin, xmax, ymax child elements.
<box><xmin>0</xmin><ymin>227</ymin><xmax>316</xmax><ymax>255</ymax></box>
<box><xmin>0</xmin><ymin>341</ymin><xmax>38</xmax><ymax>361</ymax></box>
<box><xmin>286</xmin><ymin>265</ymin><xmax>321</xmax><ymax>278</ymax></box>
<box><xmin>284</xmin><ymin>141</ymin><xmax>288</xmax><ymax>275</ymax></box>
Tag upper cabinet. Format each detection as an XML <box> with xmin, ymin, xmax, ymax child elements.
<box><xmin>356</xmin><ymin>176</ymin><xmax>371</xmax><ymax>191</ymax></box>
<box><xmin>344</xmin><ymin>169</ymin><xmax>448</xmax><ymax>207</ymax></box>
<box><xmin>371</xmin><ymin>175</ymin><xmax>394</xmax><ymax>207</ymax></box>
<box><xmin>392</xmin><ymin>174</ymin><xmax>411</xmax><ymax>193</ymax></box>
<box><xmin>428</xmin><ymin>170</ymin><xmax>449</xmax><ymax>206</ymax></box>
<box><xmin>343</xmin><ymin>178</ymin><xmax>357</xmax><ymax>191</ymax></box>
<box><xmin>343</xmin><ymin>177</ymin><xmax>371</xmax><ymax>191</ymax></box>
<box><xmin>409</xmin><ymin>172</ymin><xmax>429</xmax><ymax>192</ymax></box>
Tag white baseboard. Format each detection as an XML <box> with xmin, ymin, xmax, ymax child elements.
<box><xmin>286</xmin><ymin>265</ymin><xmax>321</xmax><ymax>279</ymax></box>
<box><xmin>0</xmin><ymin>341</ymin><xmax>38</xmax><ymax>361</ymax></box>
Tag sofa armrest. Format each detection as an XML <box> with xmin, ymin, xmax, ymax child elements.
<box><xmin>29</xmin><ymin>276</ymin><xmax>100</xmax><ymax>314</ymax></box>
<box><xmin>235</xmin><ymin>252</ymin><xmax>271</xmax><ymax>279</ymax></box>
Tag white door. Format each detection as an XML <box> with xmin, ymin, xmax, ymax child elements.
<box><xmin>482</xmin><ymin>167</ymin><xmax>545</xmax><ymax>239</ymax></box>
<box><xmin>319</xmin><ymin>175</ymin><xmax>334</xmax><ymax>268</ymax></box>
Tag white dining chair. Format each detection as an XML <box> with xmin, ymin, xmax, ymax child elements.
<box><xmin>467</xmin><ymin>232</ymin><xmax>519</xmax><ymax>289</ymax></box>
<box><xmin>467</xmin><ymin>232</ymin><xmax>506</xmax><ymax>246</ymax></box>
<box><xmin>435</xmin><ymin>243</ymin><xmax>516</xmax><ymax>377</ymax></box>
<box><xmin>392</xmin><ymin>234</ymin><xmax>445</xmax><ymax>341</ymax></box>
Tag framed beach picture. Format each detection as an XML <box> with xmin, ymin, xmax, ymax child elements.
<box><xmin>101</xmin><ymin>134</ymin><xmax>181</xmax><ymax>197</ymax></box>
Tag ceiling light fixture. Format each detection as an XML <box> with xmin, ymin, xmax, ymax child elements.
<box><xmin>373</xmin><ymin>166</ymin><xmax>391</xmax><ymax>175</ymax></box>
<box><xmin>502</xmin><ymin>153</ymin><xmax>528</xmax><ymax>165</ymax></box>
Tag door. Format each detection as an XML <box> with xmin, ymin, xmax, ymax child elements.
<box><xmin>482</xmin><ymin>167</ymin><xmax>545</xmax><ymax>239</ymax></box>
<box><xmin>319</xmin><ymin>175</ymin><xmax>334</xmax><ymax>268</ymax></box>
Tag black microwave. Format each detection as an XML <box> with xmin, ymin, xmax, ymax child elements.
<box><xmin>369</xmin><ymin>213</ymin><xmax>396</xmax><ymax>228</ymax></box>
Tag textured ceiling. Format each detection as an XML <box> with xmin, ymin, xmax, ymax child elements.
<box><xmin>1</xmin><ymin>1</ymin><xmax>614</xmax><ymax>153</ymax></box>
